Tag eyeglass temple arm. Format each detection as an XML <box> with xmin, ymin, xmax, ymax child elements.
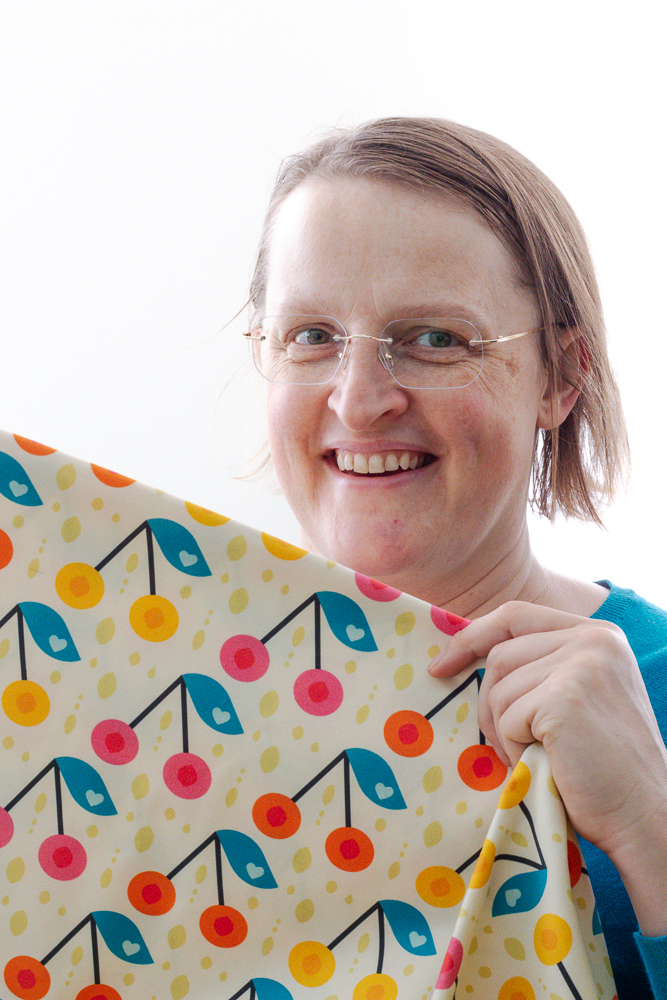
<box><xmin>469</xmin><ymin>327</ymin><xmax>544</xmax><ymax>346</ymax></box>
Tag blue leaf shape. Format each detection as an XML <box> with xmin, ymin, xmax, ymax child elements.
<box><xmin>491</xmin><ymin>868</ymin><xmax>548</xmax><ymax>917</ymax></box>
<box><xmin>316</xmin><ymin>591</ymin><xmax>377</xmax><ymax>651</ymax></box>
<box><xmin>592</xmin><ymin>906</ymin><xmax>602</xmax><ymax>935</ymax></box>
<box><xmin>147</xmin><ymin>518</ymin><xmax>212</xmax><ymax>577</ymax></box>
<box><xmin>19</xmin><ymin>602</ymin><xmax>80</xmax><ymax>662</ymax></box>
<box><xmin>56</xmin><ymin>757</ymin><xmax>117</xmax><ymax>816</ymax></box>
<box><xmin>380</xmin><ymin>899</ymin><xmax>436</xmax><ymax>956</ymax></box>
<box><xmin>92</xmin><ymin>910</ymin><xmax>153</xmax><ymax>964</ymax></box>
<box><xmin>346</xmin><ymin>748</ymin><xmax>407</xmax><ymax>810</ymax></box>
<box><xmin>183</xmin><ymin>674</ymin><xmax>243</xmax><ymax>734</ymax></box>
<box><xmin>254</xmin><ymin>979</ymin><xmax>294</xmax><ymax>1000</ymax></box>
<box><xmin>216</xmin><ymin>829</ymin><xmax>278</xmax><ymax>889</ymax></box>
<box><xmin>0</xmin><ymin>452</ymin><xmax>42</xmax><ymax>506</ymax></box>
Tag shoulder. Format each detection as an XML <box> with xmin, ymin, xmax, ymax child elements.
<box><xmin>593</xmin><ymin>579</ymin><xmax>667</xmax><ymax>703</ymax></box>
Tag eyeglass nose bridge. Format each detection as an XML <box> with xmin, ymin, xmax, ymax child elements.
<box><xmin>333</xmin><ymin>332</ymin><xmax>397</xmax><ymax>379</ymax></box>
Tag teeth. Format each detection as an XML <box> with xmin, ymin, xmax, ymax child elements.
<box><xmin>335</xmin><ymin>451</ymin><xmax>429</xmax><ymax>475</ymax></box>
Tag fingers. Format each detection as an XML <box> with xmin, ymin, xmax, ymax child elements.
<box><xmin>428</xmin><ymin>601</ymin><xmax>582</xmax><ymax>677</ymax></box>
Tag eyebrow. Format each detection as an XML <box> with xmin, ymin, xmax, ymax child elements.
<box><xmin>269</xmin><ymin>300</ymin><xmax>491</xmax><ymax>329</ymax></box>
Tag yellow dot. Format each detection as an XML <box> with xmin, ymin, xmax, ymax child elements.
<box><xmin>225</xmin><ymin>788</ymin><xmax>237</xmax><ymax>807</ymax></box>
<box><xmin>168</xmin><ymin>925</ymin><xmax>187</xmax><ymax>949</ymax></box>
<box><xmin>375</xmin><ymin>818</ymin><xmax>386</xmax><ymax>831</ymax></box>
<box><xmin>112</xmin><ymin>513</ymin><xmax>120</xmax><ymax>523</ymax></box>
<box><xmin>61</xmin><ymin>516</ymin><xmax>81</xmax><ymax>542</ymax></box>
<box><xmin>201</xmin><ymin>957</ymin><xmax>212</xmax><ymax>969</ymax></box>
<box><xmin>13</xmin><ymin>515</ymin><xmax>24</xmax><ymax>528</ymax></box>
<box><xmin>295</xmin><ymin>898</ymin><xmax>315</xmax><ymax>922</ymax></box>
<box><xmin>10</xmin><ymin>910</ymin><xmax>28</xmax><ymax>935</ymax></box>
<box><xmin>132</xmin><ymin>774</ymin><xmax>150</xmax><ymax>799</ymax></box>
<box><xmin>260</xmin><ymin>746</ymin><xmax>279</xmax><ymax>773</ymax></box>
<box><xmin>87</xmin><ymin>825</ymin><xmax>98</xmax><ymax>838</ymax></box>
<box><xmin>395</xmin><ymin>611</ymin><xmax>416</xmax><ymax>635</ymax></box>
<box><xmin>135</xmin><ymin>826</ymin><xmax>154</xmax><ymax>852</ymax></box>
<box><xmin>262</xmin><ymin>569</ymin><xmax>273</xmax><ymax>582</ymax></box>
<box><xmin>281</xmin><ymin>584</ymin><xmax>289</xmax><ymax>594</ymax></box>
<box><xmin>123</xmin><ymin>973</ymin><xmax>135</xmax><ymax>986</ymax></box>
<box><xmin>293</xmin><ymin>726</ymin><xmax>304</xmax><ymax>740</ymax></box>
<box><xmin>182</xmin><ymin>824</ymin><xmax>190</xmax><ymax>833</ymax></box>
<box><xmin>423</xmin><ymin>821</ymin><xmax>443</xmax><ymax>847</ymax></box>
<box><xmin>170</xmin><ymin>974</ymin><xmax>189</xmax><ymax>999</ymax></box>
<box><xmin>248</xmin><ymin>896</ymin><xmax>259</xmax><ymax>909</ymax></box>
<box><xmin>357</xmin><ymin>705</ymin><xmax>370</xmax><ymax>725</ymax></box>
<box><xmin>192</xmin><ymin>630</ymin><xmax>205</xmax><ymax>650</ymax></box>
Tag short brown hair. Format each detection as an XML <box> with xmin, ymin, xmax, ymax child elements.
<box><xmin>249</xmin><ymin>117</ymin><xmax>628</xmax><ymax>522</ymax></box>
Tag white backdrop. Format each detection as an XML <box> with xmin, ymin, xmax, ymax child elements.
<box><xmin>1</xmin><ymin>0</ymin><xmax>665</xmax><ymax>604</ymax></box>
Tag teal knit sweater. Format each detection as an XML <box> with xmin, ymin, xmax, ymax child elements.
<box><xmin>585</xmin><ymin>583</ymin><xmax>667</xmax><ymax>998</ymax></box>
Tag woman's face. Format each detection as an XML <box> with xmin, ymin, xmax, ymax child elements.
<box><xmin>262</xmin><ymin>177</ymin><xmax>562</xmax><ymax>598</ymax></box>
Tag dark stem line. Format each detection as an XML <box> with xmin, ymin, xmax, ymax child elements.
<box><xmin>376</xmin><ymin>905</ymin><xmax>385</xmax><ymax>974</ymax></box>
<box><xmin>328</xmin><ymin>901</ymin><xmax>381</xmax><ymax>951</ymax></box>
<box><xmin>17</xmin><ymin>606</ymin><xmax>27</xmax><ymax>681</ymax></box>
<box><xmin>494</xmin><ymin>853</ymin><xmax>545</xmax><ymax>871</ymax></box>
<box><xmin>91</xmin><ymin>919</ymin><xmax>100</xmax><ymax>985</ymax></box>
<box><xmin>167</xmin><ymin>832</ymin><xmax>217</xmax><ymax>880</ymax></box>
<box><xmin>54</xmin><ymin>763</ymin><xmax>64</xmax><ymax>836</ymax></box>
<box><xmin>227</xmin><ymin>983</ymin><xmax>253</xmax><ymax>1000</ymax></box>
<box><xmin>41</xmin><ymin>913</ymin><xmax>92</xmax><ymax>964</ymax></box>
<box><xmin>215</xmin><ymin>835</ymin><xmax>224</xmax><ymax>905</ymax></box>
<box><xmin>146</xmin><ymin>523</ymin><xmax>156</xmax><ymax>596</ymax></box>
<box><xmin>314</xmin><ymin>595</ymin><xmax>321</xmax><ymax>671</ymax></box>
<box><xmin>181</xmin><ymin>677</ymin><xmax>189</xmax><ymax>754</ymax></box>
<box><xmin>558</xmin><ymin>960</ymin><xmax>584</xmax><ymax>1000</ymax></box>
<box><xmin>0</xmin><ymin>604</ymin><xmax>18</xmax><ymax>630</ymax></box>
<box><xmin>260</xmin><ymin>594</ymin><xmax>317</xmax><ymax>644</ymax></box>
<box><xmin>250</xmin><ymin>985</ymin><xmax>256</xmax><ymax>1000</ymax></box>
<box><xmin>456</xmin><ymin>848</ymin><xmax>482</xmax><ymax>875</ymax></box>
<box><xmin>344</xmin><ymin>754</ymin><xmax>351</xmax><ymax>828</ymax></box>
<box><xmin>424</xmin><ymin>669</ymin><xmax>481</xmax><ymax>721</ymax></box>
<box><xmin>292</xmin><ymin>750</ymin><xmax>347</xmax><ymax>805</ymax></box>
<box><xmin>129</xmin><ymin>675</ymin><xmax>182</xmax><ymax>729</ymax></box>
<box><xmin>95</xmin><ymin>521</ymin><xmax>147</xmax><ymax>572</ymax></box>
<box><xmin>4</xmin><ymin>759</ymin><xmax>56</xmax><ymax>811</ymax></box>
<box><xmin>519</xmin><ymin>799</ymin><xmax>546</xmax><ymax>868</ymax></box>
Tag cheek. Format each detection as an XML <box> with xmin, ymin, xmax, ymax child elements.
<box><xmin>266</xmin><ymin>386</ymin><xmax>318</xmax><ymax>484</ymax></box>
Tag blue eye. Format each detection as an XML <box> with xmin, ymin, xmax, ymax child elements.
<box><xmin>413</xmin><ymin>329</ymin><xmax>460</xmax><ymax>348</ymax></box>
<box><xmin>294</xmin><ymin>327</ymin><xmax>333</xmax><ymax>346</ymax></box>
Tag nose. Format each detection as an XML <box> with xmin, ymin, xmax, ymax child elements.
<box><xmin>327</xmin><ymin>335</ymin><xmax>409</xmax><ymax>431</ymax></box>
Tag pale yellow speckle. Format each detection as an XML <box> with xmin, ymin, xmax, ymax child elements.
<box><xmin>322</xmin><ymin>784</ymin><xmax>335</xmax><ymax>805</ymax></box>
<box><xmin>345</xmin><ymin>895</ymin><xmax>353</xmax><ymax>904</ymax></box>
<box><xmin>394</xmin><ymin>662</ymin><xmax>414</xmax><ymax>690</ymax></box>
<box><xmin>61</xmin><ymin>516</ymin><xmax>81</xmax><ymax>542</ymax></box>
<box><xmin>160</xmin><ymin>710</ymin><xmax>173</xmax><ymax>731</ymax></box>
<box><xmin>577</xmin><ymin>896</ymin><xmax>587</xmax><ymax>910</ymax></box>
<box><xmin>170</xmin><ymin>974</ymin><xmax>189</xmax><ymax>999</ymax></box>
<box><xmin>456</xmin><ymin>801</ymin><xmax>468</xmax><ymax>815</ymax></box>
<box><xmin>504</xmin><ymin>937</ymin><xmax>526</xmax><ymax>960</ymax></box>
<box><xmin>22</xmin><ymin>751</ymin><xmax>29</xmax><ymax>761</ymax></box>
<box><xmin>123</xmin><ymin>973</ymin><xmax>135</xmax><ymax>986</ymax></box>
<box><xmin>511</xmin><ymin>832</ymin><xmax>528</xmax><ymax>847</ymax></box>
<box><xmin>292</xmin><ymin>625</ymin><xmax>305</xmax><ymax>646</ymax></box>
<box><xmin>126</xmin><ymin>812</ymin><xmax>134</xmax><ymax>822</ymax></box>
<box><xmin>98</xmin><ymin>671</ymin><xmax>117</xmax><ymax>700</ymax></box>
<box><xmin>35</xmin><ymin>792</ymin><xmax>46</xmax><ymax>813</ymax></box>
<box><xmin>182</xmin><ymin>824</ymin><xmax>190</xmax><ymax>833</ymax></box>
<box><xmin>227</xmin><ymin>534</ymin><xmax>248</xmax><ymax>561</ymax></box>
<box><xmin>56</xmin><ymin>463</ymin><xmax>76</xmax><ymax>490</ymax></box>
<box><xmin>260</xmin><ymin>690</ymin><xmax>279</xmax><ymax>718</ymax></box>
<box><xmin>112</xmin><ymin>513</ymin><xmax>120</xmax><ymax>523</ymax></box>
<box><xmin>375</xmin><ymin>818</ymin><xmax>387</xmax><ymax>832</ymax></box>
<box><xmin>147</xmin><ymin>667</ymin><xmax>156</xmax><ymax>678</ymax></box>
<box><xmin>456</xmin><ymin>702</ymin><xmax>469</xmax><ymax>723</ymax></box>
<box><xmin>200</xmin><ymin>957</ymin><xmax>212</xmax><ymax>969</ymax></box>
<box><xmin>3</xmin><ymin>736</ymin><xmax>14</xmax><ymax>749</ymax></box>
<box><xmin>64</xmin><ymin>714</ymin><xmax>76</xmax><ymax>734</ymax></box>
<box><xmin>13</xmin><ymin>515</ymin><xmax>24</xmax><ymax>528</ymax></box>
<box><xmin>0</xmin><ymin>639</ymin><xmax>9</xmax><ymax>660</ymax></box>
<box><xmin>395</xmin><ymin>611</ymin><xmax>416</xmax><ymax>635</ymax></box>
<box><xmin>468</xmin><ymin>935</ymin><xmax>478</xmax><ymax>954</ymax></box>
<box><xmin>478</xmin><ymin>966</ymin><xmax>492</xmax><ymax>977</ymax></box>
<box><xmin>168</xmin><ymin>925</ymin><xmax>187</xmax><ymax>949</ymax></box>
<box><xmin>165</xmin><ymin>808</ymin><xmax>176</xmax><ymax>820</ymax></box>
<box><xmin>260</xmin><ymin>745</ymin><xmax>279</xmax><ymax>773</ymax></box>
<box><xmin>87</xmin><ymin>825</ymin><xmax>99</xmax><ymax>838</ymax></box>
<box><xmin>281</xmin><ymin>584</ymin><xmax>289</xmax><ymax>594</ymax></box>
<box><xmin>422</xmin><ymin>766</ymin><xmax>443</xmax><ymax>793</ymax></box>
<box><xmin>135</xmin><ymin>826</ymin><xmax>153</xmax><ymax>851</ymax></box>
<box><xmin>27</xmin><ymin>557</ymin><xmax>40</xmax><ymax>578</ymax></box>
<box><xmin>552</xmin><ymin>832</ymin><xmax>563</xmax><ymax>842</ymax></box>
<box><xmin>100</xmin><ymin>868</ymin><xmax>113</xmax><ymax>888</ymax></box>
<box><xmin>212</xmin><ymin>743</ymin><xmax>223</xmax><ymax>757</ymax></box>
<box><xmin>225</xmin><ymin>788</ymin><xmax>237</xmax><ymax>807</ymax></box>
<box><xmin>91</xmin><ymin>497</ymin><xmax>103</xmax><ymax>510</ymax></box>
<box><xmin>474</xmin><ymin>817</ymin><xmax>483</xmax><ymax>828</ymax></box>
<box><xmin>261</xmin><ymin>569</ymin><xmax>273</xmax><ymax>582</ymax></box>
<box><xmin>357</xmin><ymin>932</ymin><xmax>370</xmax><ymax>953</ymax></box>
<box><xmin>39</xmin><ymin>891</ymin><xmax>50</xmax><ymax>904</ymax></box>
<box><xmin>192</xmin><ymin>630</ymin><xmax>205</xmax><ymax>650</ymax></box>
<box><xmin>356</xmin><ymin>705</ymin><xmax>369</xmax><ymax>725</ymax></box>
<box><xmin>548</xmin><ymin>776</ymin><xmax>560</xmax><ymax>799</ymax></box>
<box><xmin>292</xmin><ymin>726</ymin><xmax>304</xmax><ymax>740</ymax></box>
<box><xmin>404</xmin><ymin>964</ymin><xmax>415</xmax><ymax>975</ymax></box>
<box><xmin>295</xmin><ymin>898</ymin><xmax>314</xmax><ymax>922</ymax></box>
<box><xmin>344</xmin><ymin>660</ymin><xmax>357</xmax><ymax>674</ymax></box>
<box><xmin>58</xmin><ymin>906</ymin><xmax>66</xmax><ymax>915</ymax></box>
<box><xmin>49</xmin><ymin>670</ymin><xmax>61</xmax><ymax>685</ymax></box>
<box><xmin>292</xmin><ymin>848</ymin><xmax>312</xmax><ymax>873</ymax></box>
<box><xmin>229</xmin><ymin>587</ymin><xmax>249</xmax><ymax>614</ymax></box>
<box><xmin>132</xmin><ymin>774</ymin><xmax>150</xmax><ymax>799</ymax></box>
<box><xmin>10</xmin><ymin>910</ymin><xmax>27</xmax><ymax>935</ymax></box>
<box><xmin>252</xmin><ymin>731</ymin><xmax>260</xmax><ymax>741</ymax></box>
<box><xmin>388</xmin><ymin>862</ymin><xmax>401</xmax><ymax>879</ymax></box>
<box><xmin>6</xmin><ymin>858</ymin><xmax>25</xmax><ymax>883</ymax></box>
<box><xmin>260</xmin><ymin>936</ymin><xmax>274</xmax><ymax>955</ymax></box>
<box><xmin>423</xmin><ymin>821</ymin><xmax>443</xmax><ymax>847</ymax></box>
<box><xmin>247</xmin><ymin>896</ymin><xmax>259</xmax><ymax>909</ymax></box>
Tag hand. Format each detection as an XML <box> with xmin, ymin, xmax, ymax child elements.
<box><xmin>428</xmin><ymin>601</ymin><xmax>667</xmax><ymax>934</ymax></box>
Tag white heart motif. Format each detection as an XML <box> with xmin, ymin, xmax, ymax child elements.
<box><xmin>49</xmin><ymin>635</ymin><xmax>67</xmax><ymax>652</ymax></box>
<box><xmin>375</xmin><ymin>782</ymin><xmax>394</xmax><ymax>800</ymax></box>
<box><xmin>346</xmin><ymin>624</ymin><xmax>365</xmax><ymax>642</ymax></box>
<box><xmin>212</xmin><ymin>707</ymin><xmax>231</xmax><ymax>725</ymax></box>
<box><xmin>9</xmin><ymin>480</ymin><xmax>28</xmax><ymax>497</ymax></box>
<box><xmin>409</xmin><ymin>931</ymin><xmax>427</xmax><ymax>948</ymax></box>
<box><xmin>86</xmin><ymin>790</ymin><xmax>104</xmax><ymax>807</ymax></box>
<box><xmin>122</xmin><ymin>940</ymin><xmax>140</xmax><ymax>956</ymax></box>
<box><xmin>505</xmin><ymin>888</ymin><xmax>522</xmax><ymax>907</ymax></box>
<box><xmin>179</xmin><ymin>550</ymin><xmax>198</xmax><ymax>567</ymax></box>
<box><xmin>246</xmin><ymin>862</ymin><xmax>264</xmax><ymax>880</ymax></box>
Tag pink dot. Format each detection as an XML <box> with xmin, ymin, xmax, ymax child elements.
<box><xmin>293</xmin><ymin>669</ymin><xmax>344</xmax><ymax>717</ymax></box>
<box><xmin>17</xmin><ymin>969</ymin><xmax>37</xmax><ymax>989</ymax></box>
<box><xmin>220</xmin><ymin>635</ymin><xmax>270</xmax><ymax>682</ymax></box>
<box><xmin>355</xmin><ymin>573</ymin><xmax>402</xmax><ymax>602</ymax></box>
<box><xmin>163</xmin><ymin>753</ymin><xmax>212</xmax><ymax>799</ymax></box>
<box><xmin>436</xmin><ymin>937</ymin><xmax>463</xmax><ymax>989</ymax></box>
<box><xmin>266</xmin><ymin>806</ymin><xmax>287</xmax><ymax>827</ymax></box>
<box><xmin>430</xmin><ymin>605</ymin><xmax>469</xmax><ymax>635</ymax></box>
<box><xmin>38</xmin><ymin>834</ymin><xmax>87</xmax><ymax>880</ymax></box>
<box><xmin>0</xmin><ymin>806</ymin><xmax>14</xmax><ymax>848</ymax></box>
<box><xmin>91</xmin><ymin>719</ymin><xmax>138</xmax><ymax>765</ymax></box>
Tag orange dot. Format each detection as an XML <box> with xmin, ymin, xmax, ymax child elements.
<box><xmin>325</xmin><ymin>826</ymin><xmax>374</xmax><ymax>872</ymax></box>
<box><xmin>144</xmin><ymin>607</ymin><xmax>164</xmax><ymax>629</ymax></box>
<box><xmin>0</xmin><ymin>529</ymin><xmax>13</xmax><ymax>570</ymax></box>
<box><xmin>13</xmin><ymin>434</ymin><xmax>56</xmax><ymax>455</ymax></box>
<box><xmin>16</xmin><ymin>693</ymin><xmax>36</xmax><ymax>714</ymax></box>
<box><xmin>302</xmin><ymin>954</ymin><xmax>322</xmax><ymax>974</ymax></box>
<box><xmin>567</xmin><ymin>839</ymin><xmax>582</xmax><ymax>887</ymax></box>
<box><xmin>90</xmin><ymin>464</ymin><xmax>135</xmax><ymax>488</ymax></box>
<box><xmin>383</xmin><ymin>710</ymin><xmax>434</xmax><ymax>757</ymax></box>
<box><xmin>252</xmin><ymin>793</ymin><xmax>301</xmax><ymax>839</ymax></box>
<box><xmin>69</xmin><ymin>575</ymin><xmax>90</xmax><ymax>596</ymax></box>
<box><xmin>457</xmin><ymin>744</ymin><xmax>507</xmax><ymax>791</ymax></box>
<box><xmin>127</xmin><ymin>870</ymin><xmax>176</xmax><ymax>915</ymax></box>
<box><xmin>129</xmin><ymin>595</ymin><xmax>178</xmax><ymax>642</ymax></box>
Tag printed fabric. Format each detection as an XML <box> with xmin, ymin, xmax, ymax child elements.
<box><xmin>0</xmin><ymin>430</ymin><xmax>616</xmax><ymax>1000</ymax></box>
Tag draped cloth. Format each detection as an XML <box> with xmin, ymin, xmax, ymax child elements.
<box><xmin>0</xmin><ymin>430</ymin><xmax>616</xmax><ymax>1000</ymax></box>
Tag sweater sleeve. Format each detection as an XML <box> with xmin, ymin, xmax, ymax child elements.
<box><xmin>635</xmin><ymin>933</ymin><xmax>667</xmax><ymax>999</ymax></box>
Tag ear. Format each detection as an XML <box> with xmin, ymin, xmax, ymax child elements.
<box><xmin>536</xmin><ymin>329</ymin><xmax>583</xmax><ymax>430</ymax></box>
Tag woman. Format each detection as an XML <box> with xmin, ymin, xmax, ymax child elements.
<box><xmin>244</xmin><ymin>118</ymin><xmax>667</xmax><ymax>998</ymax></box>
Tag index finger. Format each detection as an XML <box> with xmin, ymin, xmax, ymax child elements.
<box><xmin>427</xmin><ymin>600</ymin><xmax>584</xmax><ymax>677</ymax></box>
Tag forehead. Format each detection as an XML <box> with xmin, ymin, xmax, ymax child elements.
<box><xmin>264</xmin><ymin>177</ymin><xmax>529</xmax><ymax>320</ymax></box>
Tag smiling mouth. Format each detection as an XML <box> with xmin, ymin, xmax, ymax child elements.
<box><xmin>332</xmin><ymin>450</ymin><xmax>436</xmax><ymax>475</ymax></box>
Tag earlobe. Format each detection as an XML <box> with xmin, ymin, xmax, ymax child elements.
<box><xmin>537</xmin><ymin>329</ymin><xmax>583</xmax><ymax>430</ymax></box>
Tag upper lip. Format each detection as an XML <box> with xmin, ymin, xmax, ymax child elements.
<box><xmin>322</xmin><ymin>442</ymin><xmax>436</xmax><ymax>456</ymax></box>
